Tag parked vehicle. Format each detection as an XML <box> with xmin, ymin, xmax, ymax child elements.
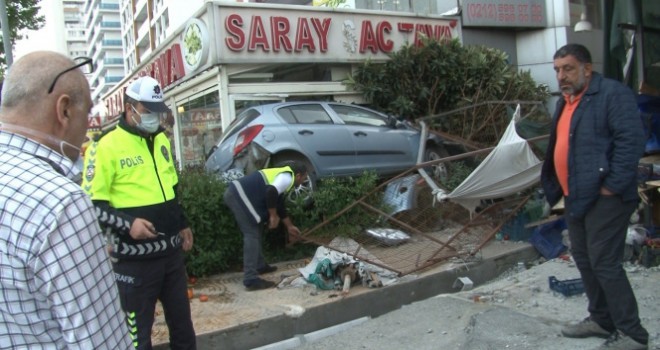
<box><xmin>205</xmin><ymin>101</ymin><xmax>450</xmax><ymax>196</ymax></box>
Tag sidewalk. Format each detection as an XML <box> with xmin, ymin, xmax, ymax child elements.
<box><xmin>287</xmin><ymin>255</ymin><xmax>660</xmax><ymax>350</ymax></box>
<box><xmin>152</xmin><ymin>240</ymin><xmax>659</xmax><ymax>350</ymax></box>
<box><xmin>150</xmin><ymin>241</ymin><xmax>547</xmax><ymax>349</ymax></box>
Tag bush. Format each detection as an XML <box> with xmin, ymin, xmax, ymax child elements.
<box><xmin>177</xmin><ymin>168</ymin><xmax>384</xmax><ymax>276</ymax></box>
<box><xmin>288</xmin><ymin>171</ymin><xmax>385</xmax><ymax>239</ymax></box>
<box><xmin>346</xmin><ymin>38</ymin><xmax>550</xmax><ymax>147</ymax></box>
<box><xmin>177</xmin><ymin>166</ymin><xmax>243</xmax><ymax>277</ymax></box>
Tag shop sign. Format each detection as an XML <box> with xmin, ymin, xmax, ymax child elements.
<box><xmin>104</xmin><ymin>43</ymin><xmax>186</xmax><ymax>117</ymax></box>
<box><xmin>182</xmin><ymin>18</ymin><xmax>210</xmax><ymax>72</ymax></box>
<box><xmin>88</xmin><ymin>115</ymin><xmax>101</xmax><ymax>129</ymax></box>
<box><xmin>461</xmin><ymin>0</ymin><xmax>547</xmax><ymax>27</ymax></box>
<box><xmin>216</xmin><ymin>6</ymin><xmax>460</xmax><ymax>62</ymax></box>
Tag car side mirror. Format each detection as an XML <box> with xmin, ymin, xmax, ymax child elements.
<box><xmin>387</xmin><ymin>115</ymin><xmax>399</xmax><ymax>128</ymax></box>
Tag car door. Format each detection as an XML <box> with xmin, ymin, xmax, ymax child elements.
<box><xmin>277</xmin><ymin>103</ymin><xmax>357</xmax><ymax>177</ymax></box>
<box><xmin>328</xmin><ymin>104</ymin><xmax>416</xmax><ymax>175</ymax></box>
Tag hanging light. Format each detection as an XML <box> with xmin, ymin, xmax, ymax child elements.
<box><xmin>574</xmin><ymin>1</ymin><xmax>593</xmax><ymax>32</ymax></box>
<box><xmin>575</xmin><ymin>12</ymin><xmax>593</xmax><ymax>32</ymax></box>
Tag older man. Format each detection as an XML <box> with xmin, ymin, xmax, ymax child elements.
<box><xmin>542</xmin><ymin>44</ymin><xmax>649</xmax><ymax>350</ymax></box>
<box><xmin>0</xmin><ymin>52</ymin><xmax>131</xmax><ymax>348</ymax></box>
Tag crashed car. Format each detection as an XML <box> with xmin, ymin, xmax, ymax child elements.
<box><xmin>204</xmin><ymin>101</ymin><xmax>450</xmax><ymax>195</ymax></box>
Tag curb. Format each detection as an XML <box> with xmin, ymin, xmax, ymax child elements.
<box><xmin>160</xmin><ymin>244</ymin><xmax>539</xmax><ymax>350</ymax></box>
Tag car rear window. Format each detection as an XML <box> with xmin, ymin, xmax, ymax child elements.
<box><xmin>220</xmin><ymin>108</ymin><xmax>261</xmax><ymax>143</ymax></box>
<box><xmin>277</xmin><ymin>104</ymin><xmax>334</xmax><ymax>124</ymax></box>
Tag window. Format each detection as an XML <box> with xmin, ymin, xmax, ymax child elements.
<box><xmin>176</xmin><ymin>89</ymin><xmax>222</xmax><ymax>166</ymax></box>
<box><xmin>329</xmin><ymin>104</ymin><xmax>388</xmax><ymax>126</ymax></box>
<box><xmin>221</xmin><ymin>109</ymin><xmax>261</xmax><ymax>143</ymax></box>
<box><xmin>277</xmin><ymin>104</ymin><xmax>333</xmax><ymax>124</ymax></box>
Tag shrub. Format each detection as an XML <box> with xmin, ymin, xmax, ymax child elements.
<box><xmin>346</xmin><ymin>38</ymin><xmax>550</xmax><ymax>147</ymax></box>
<box><xmin>177</xmin><ymin>168</ymin><xmax>385</xmax><ymax>276</ymax></box>
<box><xmin>288</xmin><ymin>171</ymin><xmax>385</xmax><ymax>239</ymax></box>
<box><xmin>177</xmin><ymin>166</ymin><xmax>243</xmax><ymax>277</ymax></box>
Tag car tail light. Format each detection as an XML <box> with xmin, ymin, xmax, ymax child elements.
<box><xmin>233</xmin><ymin>125</ymin><xmax>264</xmax><ymax>156</ymax></box>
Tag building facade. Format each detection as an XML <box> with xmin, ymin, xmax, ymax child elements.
<box><xmin>101</xmin><ymin>0</ymin><xmax>660</xmax><ymax>168</ymax></box>
<box><xmin>81</xmin><ymin>0</ymin><xmax>124</xmax><ymax>106</ymax></box>
<box><xmin>63</xmin><ymin>0</ymin><xmax>88</xmax><ymax>57</ymax></box>
<box><xmin>119</xmin><ymin>0</ymin><xmax>204</xmax><ymax>76</ymax></box>
<box><xmin>103</xmin><ymin>1</ymin><xmax>461</xmax><ymax>167</ymax></box>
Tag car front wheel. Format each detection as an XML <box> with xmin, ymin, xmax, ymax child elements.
<box><xmin>424</xmin><ymin>145</ymin><xmax>450</xmax><ymax>183</ymax></box>
<box><xmin>271</xmin><ymin>154</ymin><xmax>316</xmax><ymax>204</ymax></box>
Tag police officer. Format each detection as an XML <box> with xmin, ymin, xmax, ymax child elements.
<box><xmin>224</xmin><ymin>161</ymin><xmax>306</xmax><ymax>291</ymax></box>
<box><xmin>81</xmin><ymin>76</ymin><xmax>196</xmax><ymax>350</ymax></box>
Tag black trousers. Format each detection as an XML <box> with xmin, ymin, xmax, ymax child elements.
<box><xmin>113</xmin><ymin>250</ymin><xmax>196</xmax><ymax>350</ymax></box>
<box><xmin>566</xmin><ymin>195</ymin><xmax>648</xmax><ymax>343</ymax></box>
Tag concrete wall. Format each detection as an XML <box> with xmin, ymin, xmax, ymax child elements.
<box><xmin>462</xmin><ymin>28</ymin><xmax>518</xmax><ymax>66</ymax></box>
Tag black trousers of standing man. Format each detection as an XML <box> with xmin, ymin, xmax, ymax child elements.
<box><xmin>566</xmin><ymin>195</ymin><xmax>649</xmax><ymax>344</ymax></box>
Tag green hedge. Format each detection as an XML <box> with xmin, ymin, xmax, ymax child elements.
<box><xmin>177</xmin><ymin>167</ymin><xmax>243</xmax><ymax>277</ymax></box>
<box><xmin>177</xmin><ymin>167</ymin><xmax>382</xmax><ymax>277</ymax></box>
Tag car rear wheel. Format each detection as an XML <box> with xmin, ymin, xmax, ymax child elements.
<box><xmin>271</xmin><ymin>154</ymin><xmax>316</xmax><ymax>204</ymax></box>
<box><xmin>424</xmin><ymin>145</ymin><xmax>450</xmax><ymax>183</ymax></box>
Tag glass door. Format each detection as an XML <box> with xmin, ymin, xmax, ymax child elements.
<box><xmin>176</xmin><ymin>88</ymin><xmax>222</xmax><ymax>167</ymax></box>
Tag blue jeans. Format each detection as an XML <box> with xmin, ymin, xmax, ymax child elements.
<box><xmin>223</xmin><ymin>188</ymin><xmax>267</xmax><ymax>284</ymax></box>
<box><xmin>566</xmin><ymin>195</ymin><xmax>648</xmax><ymax>344</ymax></box>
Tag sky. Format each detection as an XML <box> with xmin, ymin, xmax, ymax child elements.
<box><xmin>13</xmin><ymin>0</ymin><xmax>66</xmax><ymax>60</ymax></box>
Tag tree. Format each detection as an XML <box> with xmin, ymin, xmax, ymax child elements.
<box><xmin>346</xmin><ymin>38</ymin><xmax>550</xmax><ymax>147</ymax></box>
<box><xmin>0</xmin><ymin>0</ymin><xmax>45</xmax><ymax>77</ymax></box>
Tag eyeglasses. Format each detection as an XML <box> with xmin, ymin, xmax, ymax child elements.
<box><xmin>47</xmin><ymin>57</ymin><xmax>94</xmax><ymax>94</ymax></box>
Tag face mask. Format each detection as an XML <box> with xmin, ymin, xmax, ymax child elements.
<box><xmin>131</xmin><ymin>105</ymin><xmax>160</xmax><ymax>134</ymax></box>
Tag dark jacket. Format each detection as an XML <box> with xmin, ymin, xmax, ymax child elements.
<box><xmin>226</xmin><ymin>167</ymin><xmax>293</xmax><ymax>225</ymax></box>
<box><xmin>541</xmin><ymin>72</ymin><xmax>645</xmax><ymax>218</ymax></box>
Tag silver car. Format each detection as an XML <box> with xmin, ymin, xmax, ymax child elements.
<box><xmin>205</xmin><ymin>101</ymin><xmax>449</xmax><ymax>193</ymax></box>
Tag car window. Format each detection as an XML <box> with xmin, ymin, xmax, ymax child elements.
<box><xmin>277</xmin><ymin>104</ymin><xmax>334</xmax><ymax>124</ymax></box>
<box><xmin>329</xmin><ymin>104</ymin><xmax>388</xmax><ymax>127</ymax></box>
<box><xmin>219</xmin><ymin>108</ymin><xmax>261</xmax><ymax>143</ymax></box>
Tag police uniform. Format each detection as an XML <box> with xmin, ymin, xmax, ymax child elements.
<box><xmin>82</xmin><ymin>116</ymin><xmax>196</xmax><ymax>350</ymax></box>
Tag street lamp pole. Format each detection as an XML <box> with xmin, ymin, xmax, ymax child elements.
<box><xmin>0</xmin><ymin>0</ymin><xmax>14</xmax><ymax>68</ymax></box>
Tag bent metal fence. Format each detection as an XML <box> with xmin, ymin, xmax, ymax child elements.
<box><xmin>298</xmin><ymin>101</ymin><xmax>550</xmax><ymax>277</ymax></box>
<box><xmin>298</xmin><ymin>159</ymin><xmax>533</xmax><ymax>277</ymax></box>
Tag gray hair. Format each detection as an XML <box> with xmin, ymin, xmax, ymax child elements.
<box><xmin>553</xmin><ymin>44</ymin><xmax>592</xmax><ymax>64</ymax></box>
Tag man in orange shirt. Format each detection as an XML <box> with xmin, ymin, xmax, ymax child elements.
<box><xmin>541</xmin><ymin>44</ymin><xmax>648</xmax><ymax>350</ymax></box>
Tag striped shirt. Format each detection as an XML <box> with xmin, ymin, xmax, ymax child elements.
<box><xmin>0</xmin><ymin>131</ymin><xmax>131</xmax><ymax>349</ymax></box>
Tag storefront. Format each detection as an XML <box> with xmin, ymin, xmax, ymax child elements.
<box><xmin>102</xmin><ymin>1</ymin><xmax>461</xmax><ymax>168</ymax></box>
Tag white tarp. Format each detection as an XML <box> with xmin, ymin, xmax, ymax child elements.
<box><xmin>439</xmin><ymin>105</ymin><xmax>542</xmax><ymax>212</ymax></box>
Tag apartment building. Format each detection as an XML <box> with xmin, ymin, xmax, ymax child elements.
<box><xmin>120</xmin><ymin>0</ymin><xmax>203</xmax><ymax>75</ymax></box>
<box><xmin>81</xmin><ymin>0</ymin><xmax>124</xmax><ymax>106</ymax></box>
<box><xmin>62</xmin><ymin>0</ymin><xmax>88</xmax><ymax>57</ymax></box>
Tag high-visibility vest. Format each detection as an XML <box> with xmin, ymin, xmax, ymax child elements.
<box><xmin>82</xmin><ymin>125</ymin><xmax>178</xmax><ymax>208</ymax></box>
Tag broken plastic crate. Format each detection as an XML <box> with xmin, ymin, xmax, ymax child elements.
<box><xmin>548</xmin><ymin>275</ymin><xmax>585</xmax><ymax>296</ymax></box>
<box><xmin>529</xmin><ymin>218</ymin><xmax>567</xmax><ymax>259</ymax></box>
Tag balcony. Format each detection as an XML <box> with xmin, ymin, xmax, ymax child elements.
<box><xmin>105</xmin><ymin>76</ymin><xmax>124</xmax><ymax>83</ymax></box>
<box><xmin>136</xmin><ymin>19</ymin><xmax>150</xmax><ymax>48</ymax></box>
<box><xmin>102</xmin><ymin>39</ymin><xmax>123</xmax><ymax>46</ymax></box>
<box><xmin>101</xmin><ymin>21</ymin><xmax>121</xmax><ymax>28</ymax></box>
<box><xmin>104</xmin><ymin>57</ymin><xmax>124</xmax><ymax>65</ymax></box>
<box><xmin>99</xmin><ymin>2</ymin><xmax>120</xmax><ymax>10</ymax></box>
<box><xmin>134</xmin><ymin>0</ymin><xmax>148</xmax><ymax>22</ymax></box>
